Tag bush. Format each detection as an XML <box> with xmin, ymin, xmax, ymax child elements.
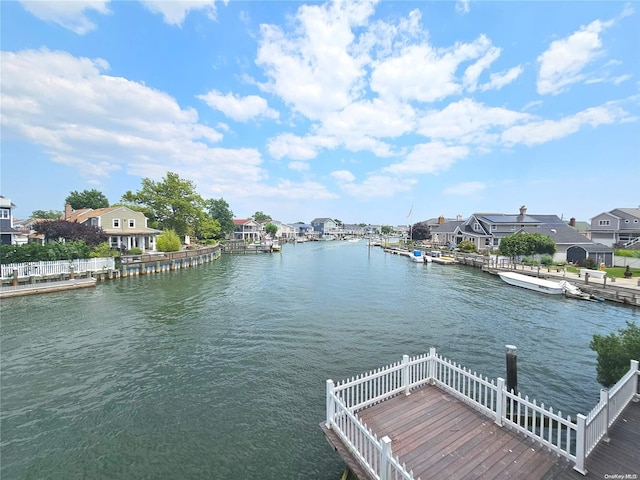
<box><xmin>157</xmin><ymin>230</ymin><xmax>181</xmax><ymax>252</ymax></box>
<box><xmin>128</xmin><ymin>247</ymin><xmax>143</xmax><ymax>255</ymax></box>
<box><xmin>540</xmin><ymin>255</ymin><xmax>554</xmax><ymax>266</ymax></box>
<box><xmin>457</xmin><ymin>241</ymin><xmax>477</xmax><ymax>253</ymax></box>
<box><xmin>521</xmin><ymin>257</ymin><xmax>536</xmax><ymax>265</ymax></box>
<box><xmin>1</xmin><ymin>241</ymin><xmax>91</xmax><ymax>263</ymax></box>
<box><xmin>90</xmin><ymin>242</ymin><xmax>118</xmax><ymax>258</ymax></box>
<box><xmin>590</xmin><ymin>321</ymin><xmax>640</xmax><ymax>387</ymax></box>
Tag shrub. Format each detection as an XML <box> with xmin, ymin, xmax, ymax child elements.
<box><xmin>90</xmin><ymin>242</ymin><xmax>118</xmax><ymax>258</ymax></box>
<box><xmin>157</xmin><ymin>230</ymin><xmax>181</xmax><ymax>252</ymax></box>
<box><xmin>457</xmin><ymin>241</ymin><xmax>477</xmax><ymax>253</ymax></box>
<box><xmin>540</xmin><ymin>255</ymin><xmax>554</xmax><ymax>266</ymax></box>
<box><xmin>128</xmin><ymin>247</ymin><xmax>143</xmax><ymax>255</ymax></box>
<box><xmin>590</xmin><ymin>321</ymin><xmax>640</xmax><ymax>387</ymax></box>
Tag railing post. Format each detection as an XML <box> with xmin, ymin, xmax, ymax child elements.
<box><xmin>495</xmin><ymin>377</ymin><xmax>505</xmax><ymax>426</ymax></box>
<box><xmin>380</xmin><ymin>436</ymin><xmax>392</xmax><ymax>480</ymax></box>
<box><xmin>429</xmin><ymin>347</ymin><xmax>436</xmax><ymax>384</ymax></box>
<box><xmin>601</xmin><ymin>389</ymin><xmax>610</xmax><ymax>442</ymax></box>
<box><xmin>631</xmin><ymin>360</ymin><xmax>639</xmax><ymax>401</ymax></box>
<box><xmin>574</xmin><ymin>414</ymin><xmax>587</xmax><ymax>474</ymax></box>
<box><xmin>325</xmin><ymin>379</ymin><xmax>334</xmax><ymax>429</ymax></box>
<box><xmin>403</xmin><ymin>354</ymin><xmax>410</xmax><ymax>396</ymax></box>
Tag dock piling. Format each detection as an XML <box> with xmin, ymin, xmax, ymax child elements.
<box><xmin>506</xmin><ymin>345</ymin><xmax>518</xmax><ymax>394</ymax></box>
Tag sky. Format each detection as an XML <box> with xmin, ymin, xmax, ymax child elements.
<box><xmin>1</xmin><ymin>0</ymin><xmax>639</xmax><ymax>225</ymax></box>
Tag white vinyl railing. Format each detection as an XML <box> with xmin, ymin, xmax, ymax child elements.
<box><xmin>325</xmin><ymin>349</ymin><xmax>640</xmax><ymax>478</ymax></box>
<box><xmin>1</xmin><ymin>258</ymin><xmax>115</xmax><ymax>279</ymax></box>
<box><xmin>583</xmin><ymin>360</ymin><xmax>639</xmax><ymax>458</ymax></box>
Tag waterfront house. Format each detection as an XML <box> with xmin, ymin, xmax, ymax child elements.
<box><xmin>64</xmin><ymin>204</ymin><xmax>160</xmax><ymax>252</ymax></box>
<box><xmin>588</xmin><ymin>207</ymin><xmax>640</xmax><ymax>248</ymax></box>
<box><xmin>232</xmin><ymin>218</ymin><xmax>261</xmax><ymax>241</ymax></box>
<box><xmin>0</xmin><ymin>196</ymin><xmax>21</xmax><ymax>245</ymax></box>
<box><xmin>430</xmin><ymin>206</ymin><xmax>599</xmax><ymax>262</ymax></box>
<box><xmin>310</xmin><ymin>218</ymin><xmax>340</xmax><ymax>237</ymax></box>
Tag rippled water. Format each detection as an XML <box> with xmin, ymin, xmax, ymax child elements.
<box><xmin>1</xmin><ymin>242</ymin><xmax>636</xmax><ymax>479</ymax></box>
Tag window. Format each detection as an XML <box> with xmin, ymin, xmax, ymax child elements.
<box><xmin>0</xmin><ymin>208</ymin><xmax>9</xmax><ymax>219</ymax></box>
<box><xmin>113</xmin><ymin>219</ymin><xmax>120</xmax><ymax>228</ymax></box>
<box><xmin>635</xmin><ymin>220</ymin><xmax>639</xmax><ymax>223</ymax></box>
<box><xmin>510</xmin><ymin>225</ymin><xmax>515</xmax><ymax>231</ymax></box>
<box><xmin>128</xmin><ymin>219</ymin><xmax>135</xmax><ymax>228</ymax></box>
<box><xmin>491</xmin><ymin>224</ymin><xmax>496</xmax><ymax>231</ymax></box>
<box><xmin>598</xmin><ymin>220</ymin><xmax>610</xmax><ymax>226</ymax></box>
<box><xmin>625</xmin><ymin>219</ymin><xmax>630</xmax><ymax>223</ymax></box>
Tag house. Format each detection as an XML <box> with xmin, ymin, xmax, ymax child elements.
<box><xmin>588</xmin><ymin>208</ymin><xmax>640</xmax><ymax>248</ymax></box>
<box><xmin>0</xmin><ymin>196</ymin><xmax>21</xmax><ymax>245</ymax></box>
<box><xmin>430</xmin><ymin>206</ymin><xmax>597</xmax><ymax>262</ymax></box>
<box><xmin>310</xmin><ymin>218</ymin><xmax>340</xmax><ymax>236</ymax></box>
<box><xmin>64</xmin><ymin>204</ymin><xmax>160</xmax><ymax>252</ymax></box>
<box><xmin>265</xmin><ymin>220</ymin><xmax>297</xmax><ymax>240</ymax></box>
<box><xmin>232</xmin><ymin>219</ymin><xmax>261</xmax><ymax>241</ymax></box>
<box><xmin>291</xmin><ymin>222</ymin><xmax>317</xmax><ymax>238</ymax></box>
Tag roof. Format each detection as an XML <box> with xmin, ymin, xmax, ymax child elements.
<box><xmin>567</xmin><ymin>243</ymin><xmax>614</xmax><ymax>253</ymax></box>
<box><xmin>310</xmin><ymin>217</ymin><xmax>334</xmax><ymax>223</ymax></box>
<box><xmin>480</xmin><ymin>214</ymin><xmax>540</xmax><ymax>224</ymax></box>
<box><xmin>519</xmin><ymin>225</ymin><xmax>591</xmax><ymax>245</ymax></box>
<box><xmin>232</xmin><ymin>218</ymin><xmax>256</xmax><ymax>225</ymax></box>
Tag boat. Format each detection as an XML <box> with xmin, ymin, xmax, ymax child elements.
<box><xmin>271</xmin><ymin>241</ymin><xmax>281</xmax><ymax>252</ymax></box>
<box><xmin>347</xmin><ymin>238</ymin><xmax>361</xmax><ymax>243</ymax></box>
<box><xmin>498</xmin><ymin>271</ymin><xmax>567</xmax><ymax>295</ymax></box>
<box><xmin>411</xmin><ymin>250</ymin><xmax>424</xmax><ymax>262</ymax></box>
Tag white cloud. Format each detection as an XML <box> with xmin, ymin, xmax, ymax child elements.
<box><xmin>383</xmin><ymin>142</ymin><xmax>470</xmax><ymax>175</ymax></box>
<box><xmin>139</xmin><ymin>0</ymin><xmax>219</xmax><ymax>26</ymax></box>
<box><xmin>370</xmin><ymin>34</ymin><xmax>497</xmax><ymax>103</ymax></box>
<box><xmin>537</xmin><ymin>18</ymin><xmax>613</xmax><ymax>95</ymax></box>
<box><xmin>256</xmin><ymin>1</ymin><xmax>375</xmax><ymax>120</ymax></box>
<box><xmin>19</xmin><ymin>0</ymin><xmax>110</xmax><ymax>34</ymax></box>
<box><xmin>267</xmin><ymin>133</ymin><xmax>338</xmax><ymax>161</ymax></box>
<box><xmin>197</xmin><ymin>90</ymin><xmax>279</xmax><ymax>122</ymax></box>
<box><xmin>479</xmin><ymin>65</ymin><xmax>524</xmax><ymax>91</ymax></box>
<box><xmin>501</xmin><ymin>103</ymin><xmax>628</xmax><ymax>146</ymax></box>
<box><xmin>338</xmin><ymin>174</ymin><xmax>415</xmax><ymax>199</ymax></box>
<box><xmin>463</xmin><ymin>45</ymin><xmax>501</xmax><ymax>92</ymax></box>
<box><xmin>444</xmin><ymin>182</ymin><xmax>486</xmax><ymax>195</ymax></box>
<box><xmin>288</xmin><ymin>161</ymin><xmax>310</xmax><ymax>172</ymax></box>
<box><xmin>456</xmin><ymin>0</ymin><xmax>470</xmax><ymax>14</ymax></box>
<box><xmin>417</xmin><ymin>99</ymin><xmax>531</xmax><ymax>145</ymax></box>
<box><xmin>331</xmin><ymin>170</ymin><xmax>356</xmax><ymax>182</ymax></box>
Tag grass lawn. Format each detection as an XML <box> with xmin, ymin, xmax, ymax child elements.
<box><xmin>566</xmin><ymin>266</ymin><xmax>639</xmax><ymax>278</ymax></box>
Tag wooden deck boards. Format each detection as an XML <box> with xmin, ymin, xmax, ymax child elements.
<box><xmin>323</xmin><ymin>385</ymin><xmax>640</xmax><ymax>480</ymax></box>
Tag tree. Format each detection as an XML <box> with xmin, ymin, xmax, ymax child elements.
<box><xmin>381</xmin><ymin>225</ymin><xmax>393</xmax><ymax>234</ymax></box>
<box><xmin>122</xmin><ymin>172</ymin><xmax>204</xmax><ymax>237</ymax></box>
<box><xmin>31</xmin><ymin>209</ymin><xmax>62</xmax><ymax>219</ymax></box>
<box><xmin>156</xmin><ymin>230</ymin><xmax>181</xmax><ymax>252</ymax></box>
<box><xmin>65</xmin><ymin>189</ymin><xmax>109</xmax><ymax>210</ymax></box>
<box><xmin>205</xmin><ymin>198</ymin><xmax>234</xmax><ymax>238</ymax></box>
<box><xmin>590</xmin><ymin>321</ymin><xmax>640</xmax><ymax>387</ymax></box>
<box><xmin>498</xmin><ymin>233</ymin><xmax>556</xmax><ymax>260</ymax></box>
<box><xmin>264</xmin><ymin>223</ymin><xmax>278</xmax><ymax>237</ymax></box>
<box><xmin>458</xmin><ymin>240</ymin><xmax>477</xmax><ymax>253</ymax></box>
<box><xmin>194</xmin><ymin>215</ymin><xmax>221</xmax><ymax>242</ymax></box>
<box><xmin>34</xmin><ymin>219</ymin><xmax>106</xmax><ymax>247</ymax></box>
<box><xmin>253</xmin><ymin>211</ymin><xmax>271</xmax><ymax>222</ymax></box>
<box><xmin>411</xmin><ymin>222</ymin><xmax>431</xmax><ymax>241</ymax></box>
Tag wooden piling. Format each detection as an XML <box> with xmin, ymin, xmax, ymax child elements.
<box><xmin>506</xmin><ymin>344</ymin><xmax>517</xmax><ymax>393</ymax></box>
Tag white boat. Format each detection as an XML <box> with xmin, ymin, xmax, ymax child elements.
<box><xmin>498</xmin><ymin>271</ymin><xmax>567</xmax><ymax>295</ymax></box>
<box><xmin>498</xmin><ymin>272</ymin><xmax>580</xmax><ymax>295</ymax></box>
<box><xmin>347</xmin><ymin>238</ymin><xmax>361</xmax><ymax>243</ymax></box>
<box><xmin>411</xmin><ymin>250</ymin><xmax>424</xmax><ymax>262</ymax></box>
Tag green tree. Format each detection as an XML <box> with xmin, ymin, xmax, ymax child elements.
<box><xmin>156</xmin><ymin>230</ymin><xmax>181</xmax><ymax>252</ymax></box>
<box><xmin>590</xmin><ymin>321</ymin><xmax>640</xmax><ymax>387</ymax></box>
<box><xmin>253</xmin><ymin>211</ymin><xmax>270</xmax><ymax>222</ymax></box>
<box><xmin>194</xmin><ymin>215</ymin><xmax>221</xmax><ymax>241</ymax></box>
<box><xmin>31</xmin><ymin>209</ymin><xmax>62</xmax><ymax>219</ymax></box>
<box><xmin>458</xmin><ymin>240</ymin><xmax>477</xmax><ymax>253</ymax></box>
<box><xmin>65</xmin><ymin>189</ymin><xmax>109</xmax><ymax>210</ymax></box>
<box><xmin>205</xmin><ymin>198</ymin><xmax>234</xmax><ymax>238</ymax></box>
<box><xmin>122</xmin><ymin>172</ymin><xmax>204</xmax><ymax>237</ymax></box>
<box><xmin>498</xmin><ymin>233</ymin><xmax>556</xmax><ymax>260</ymax></box>
<box><xmin>264</xmin><ymin>223</ymin><xmax>278</xmax><ymax>237</ymax></box>
<box><xmin>381</xmin><ymin>225</ymin><xmax>393</xmax><ymax>234</ymax></box>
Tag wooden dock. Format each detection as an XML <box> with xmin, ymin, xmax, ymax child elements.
<box><xmin>0</xmin><ymin>278</ymin><xmax>97</xmax><ymax>298</ymax></box>
<box><xmin>322</xmin><ymin>350</ymin><xmax>639</xmax><ymax>480</ymax></box>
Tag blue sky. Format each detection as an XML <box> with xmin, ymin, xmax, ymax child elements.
<box><xmin>1</xmin><ymin>0</ymin><xmax>638</xmax><ymax>225</ymax></box>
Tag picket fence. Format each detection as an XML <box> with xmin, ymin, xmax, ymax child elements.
<box><xmin>325</xmin><ymin>348</ymin><xmax>639</xmax><ymax>479</ymax></box>
<box><xmin>0</xmin><ymin>258</ymin><xmax>115</xmax><ymax>279</ymax></box>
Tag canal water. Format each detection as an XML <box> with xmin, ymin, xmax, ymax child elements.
<box><xmin>1</xmin><ymin>242</ymin><xmax>636</xmax><ymax>479</ymax></box>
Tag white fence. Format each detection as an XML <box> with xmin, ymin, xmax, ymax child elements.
<box><xmin>1</xmin><ymin>258</ymin><xmax>115</xmax><ymax>279</ymax></box>
<box><xmin>325</xmin><ymin>349</ymin><xmax>640</xmax><ymax>478</ymax></box>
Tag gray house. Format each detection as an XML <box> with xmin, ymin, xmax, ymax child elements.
<box><xmin>0</xmin><ymin>196</ymin><xmax>20</xmax><ymax>245</ymax></box>
<box><xmin>588</xmin><ymin>208</ymin><xmax>640</xmax><ymax>248</ymax></box>
<box><xmin>566</xmin><ymin>244</ymin><xmax>614</xmax><ymax>267</ymax></box>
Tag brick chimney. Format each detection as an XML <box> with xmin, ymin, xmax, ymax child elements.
<box><xmin>569</xmin><ymin>217</ymin><xmax>576</xmax><ymax>227</ymax></box>
<box><xmin>438</xmin><ymin>215</ymin><xmax>445</xmax><ymax>224</ymax></box>
<box><xmin>64</xmin><ymin>204</ymin><xmax>73</xmax><ymax>220</ymax></box>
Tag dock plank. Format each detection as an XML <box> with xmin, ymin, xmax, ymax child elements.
<box><xmin>325</xmin><ymin>384</ymin><xmax>640</xmax><ymax>480</ymax></box>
